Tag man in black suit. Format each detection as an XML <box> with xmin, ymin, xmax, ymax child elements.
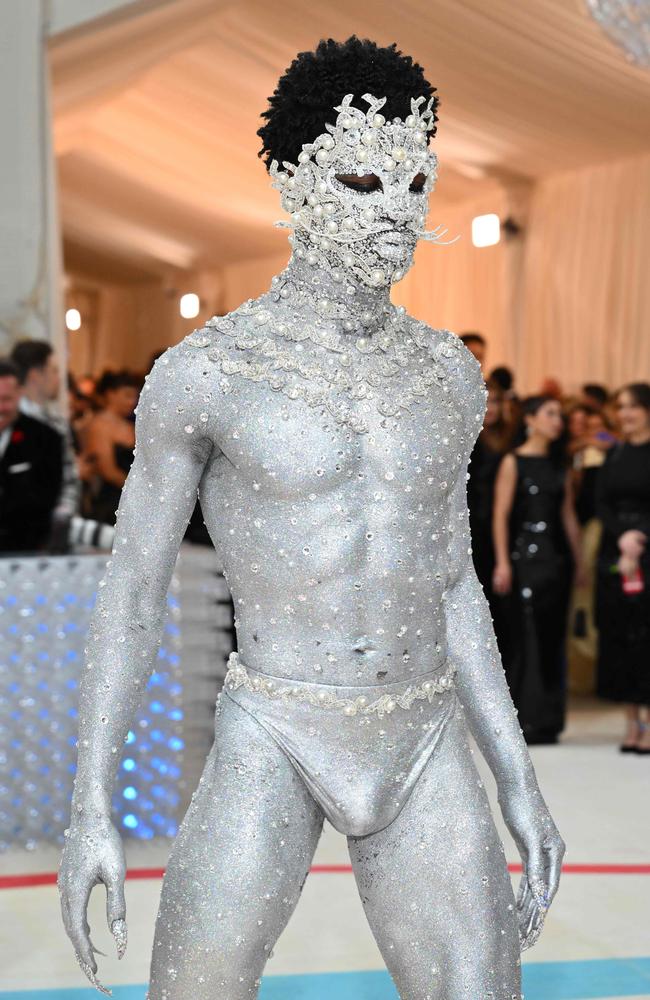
<box><xmin>0</xmin><ymin>359</ymin><xmax>63</xmax><ymax>553</ymax></box>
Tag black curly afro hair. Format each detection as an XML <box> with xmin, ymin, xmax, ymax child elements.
<box><xmin>257</xmin><ymin>36</ymin><xmax>438</xmax><ymax>171</ymax></box>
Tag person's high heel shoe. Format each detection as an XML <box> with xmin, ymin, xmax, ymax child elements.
<box><xmin>619</xmin><ymin>721</ymin><xmax>642</xmax><ymax>753</ymax></box>
<box><xmin>634</xmin><ymin>723</ymin><xmax>650</xmax><ymax>754</ymax></box>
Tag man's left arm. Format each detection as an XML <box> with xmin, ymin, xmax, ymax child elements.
<box><xmin>444</xmin><ymin>465</ymin><xmax>541</xmax><ymax>798</ymax></box>
<box><xmin>441</xmin><ymin>339</ymin><xmax>565</xmax><ymax>948</ymax></box>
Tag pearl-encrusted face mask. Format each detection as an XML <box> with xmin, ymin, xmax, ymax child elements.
<box><xmin>270</xmin><ymin>93</ymin><xmax>446</xmax><ymax>289</ymax></box>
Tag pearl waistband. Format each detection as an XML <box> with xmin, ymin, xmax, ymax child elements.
<box><xmin>223</xmin><ymin>652</ymin><xmax>456</xmax><ymax>718</ymax></box>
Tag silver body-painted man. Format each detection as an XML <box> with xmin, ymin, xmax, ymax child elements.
<box><xmin>58</xmin><ymin>92</ymin><xmax>565</xmax><ymax>999</ymax></box>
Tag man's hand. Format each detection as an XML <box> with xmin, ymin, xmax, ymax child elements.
<box><xmin>58</xmin><ymin>817</ymin><xmax>127</xmax><ymax>995</ymax></box>
<box><xmin>498</xmin><ymin>787</ymin><xmax>565</xmax><ymax>950</ymax></box>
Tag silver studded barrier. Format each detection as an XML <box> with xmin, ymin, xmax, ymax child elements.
<box><xmin>0</xmin><ymin>543</ymin><xmax>233</xmax><ymax>851</ymax></box>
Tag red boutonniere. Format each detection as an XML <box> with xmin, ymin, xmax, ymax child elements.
<box><xmin>11</xmin><ymin>429</ymin><xmax>24</xmax><ymax>444</ymax></box>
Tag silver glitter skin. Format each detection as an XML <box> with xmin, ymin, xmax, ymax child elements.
<box><xmin>58</xmin><ymin>92</ymin><xmax>565</xmax><ymax>998</ymax></box>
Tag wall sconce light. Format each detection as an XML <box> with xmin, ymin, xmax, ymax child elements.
<box><xmin>65</xmin><ymin>308</ymin><xmax>81</xmax><ymax>331</ymax></box>
<box><xmin>180</xmin><ymin>293</ymin><xmax>200</xmax><ymax>319</ymax></box>
<box><xmin>471</xmin><ymin>214</ymin><xmax>501</xmax><ymax>248</ymax></box>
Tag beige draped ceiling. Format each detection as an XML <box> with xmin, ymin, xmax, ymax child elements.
<box><xmin>50</xmin><ymin>0</ymin><xmax>650</xmax><ymax>390</ymax></box>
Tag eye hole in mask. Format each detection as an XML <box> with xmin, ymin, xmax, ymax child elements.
<box><xmin>409</xmin><ymin>172</ymin><xmax>428</xmax><ymax>193</ymax></box>
<box><xmin>335</xmin><ymin>173</ymin><xmax>383</xmax><ymax>194</ymax></box>
<box><xmin>335</xmin><ymin>172</ymin><xmax>428</xmax><ymax>195</ymax></box>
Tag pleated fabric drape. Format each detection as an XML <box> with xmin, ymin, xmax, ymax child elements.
<box><xmin>518</xmin><ymin>153</ymin><xmax>650</xmax><ymax>394</ymax></box>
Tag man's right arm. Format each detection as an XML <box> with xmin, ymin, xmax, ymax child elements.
<box><xmin>72</xmin><ymin>351</ymin><xmax>216</xmax><ymax>818</ymax></box>
<box><xmin>58</xmin><ymin>348</ymin><xmax>216</xmax><ymax>988</ymax></box>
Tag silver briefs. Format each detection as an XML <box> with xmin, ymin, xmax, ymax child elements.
<box><xmin>222</xmin><ymin>653</ymin><xmax>458</xmax><ymax>837</ymax></box>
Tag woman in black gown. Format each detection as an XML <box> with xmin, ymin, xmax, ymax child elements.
<box><xmin>595</xmin><ymin>383</ymin><xmax>650</xmax><ymax>753</ymax></box>
<box><xmin>492</xmin><ymin>396</ymin><xmax>585</xmax><ymax>744</ymax></box>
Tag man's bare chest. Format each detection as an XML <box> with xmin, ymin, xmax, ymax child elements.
<box><xmin>185</xmin><ymin>306</ymin><xmax>478</xmax><ymax>506</ymax></box>
<box><xmin>202</xmin><ymin>370</ymin><xmax>466</xmax><ymax>509</ymax></box>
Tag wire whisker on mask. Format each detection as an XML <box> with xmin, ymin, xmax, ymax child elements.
<box><xmin>416</xmin><ymin>226</ymin><xmax>461</xmax><ymax>246</ymax></box>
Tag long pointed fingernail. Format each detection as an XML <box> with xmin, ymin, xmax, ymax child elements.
<box><xmin>520</xmin><ymin>914</ymin><xmax>545</xmax><ymax>951</ymax></box>
<box><xmin>111</xmin><ymin>918</ymin><xmax>127</xmax><ymax>960</ymax></box>
<box><xmin>75</xmin><ymin>954</ymin><xmax>112</xmax><ymax>995</ymax></box>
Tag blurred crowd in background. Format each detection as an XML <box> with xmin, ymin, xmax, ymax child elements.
<box><xmin>460</xmin><ymin>332</ymin><xmax>650</xmax><ymax>754</ymax></box>
<box><xmin>0</xmin><ymin>342</ymin><xmax>151</xmax><ymax>545</ymax></box>
<box><xmin>1</xmin><ymin>332</ymin><xmax>649</xmax><ymax>753</ymax></box>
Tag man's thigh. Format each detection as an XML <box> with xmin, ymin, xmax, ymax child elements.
<box><xmin>148</xmin><ymin>695</ymin><xmax>324</xmax><ymax>998</ymax></box>
<box><xmin>348</xmin><ymin>696</ymin><xmax>521</xmax><ymax>1000</ymax></box>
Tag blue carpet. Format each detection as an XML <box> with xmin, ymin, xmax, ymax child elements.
<box><xmin>2</xmin><ymin>958</ymin><xmax>650</xmax><ymax>999</ymax></box>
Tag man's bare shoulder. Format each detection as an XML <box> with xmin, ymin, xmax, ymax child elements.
<box><xmin>404</xmin><ymin>316</ymin><xmax>481</xmax><ymax>372</ymax></box>
<box><xmin>143</xmin><ymin>336</ymin><xmax>209</xmax><ymax>394</ymax></box>
<box><xmin>404</xmin><ymin>316</ymin><xmax>487</xmax><ymax>417</ymax></box>
<box><xmin>183</xmin><ymin>299</ymin><xmax>260</xmax><ymax>347</ymax></box>
<box><xmin>150</xmin><ymin>295</ymin><xmax>260</xmax><ymax>386</ymax></box>
<box><xmin>136</xmin><ymin>333</ymin><xmax>224</xmax><ymax>446</ymax></box>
